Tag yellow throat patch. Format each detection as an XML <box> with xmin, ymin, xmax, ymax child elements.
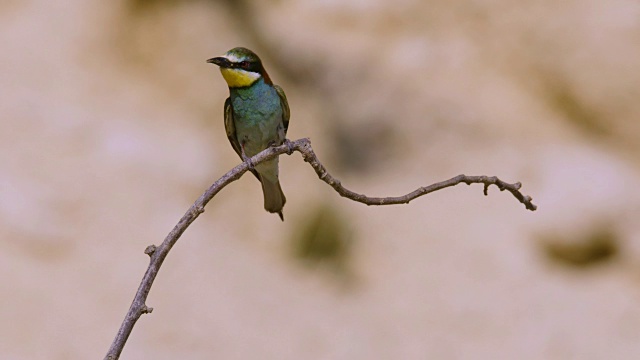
<box><xmin>220</xmin><ymin>67</ymin><xmax>261</xmax><ymax>88</ymax></box>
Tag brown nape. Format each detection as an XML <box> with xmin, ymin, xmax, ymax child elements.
<box><xmin>260</xmin><ymin>66</ymin><xmax>273</xmax><ymax>85</ymax></box>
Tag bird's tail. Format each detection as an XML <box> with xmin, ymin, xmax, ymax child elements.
<box><xmin>260</xmin><ymin>176</ymin><xmax>286</xmax><ymax>221</ymax></box>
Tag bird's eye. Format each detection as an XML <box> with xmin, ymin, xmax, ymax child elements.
<box><xmin>239</xmin><ymin>61</ymin><xmax>250</xmax><ymax>69</ymax></box>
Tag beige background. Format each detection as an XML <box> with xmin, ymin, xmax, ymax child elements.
<box><xmin>2</xmin><ymin>0</ymin><xmax>640</xmax><ymax>359</ymax></box>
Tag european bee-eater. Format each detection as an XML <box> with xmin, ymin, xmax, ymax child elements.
<box><xmin>207</xmin><ymin>47</ymin><xmax>290</xmax><ymax>220</ymax></box>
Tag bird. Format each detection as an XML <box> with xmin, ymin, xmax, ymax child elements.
<box><xmin>207</xmin><ymin>47</ymin><xmax>290</xmax><ymax>221</ymax></box>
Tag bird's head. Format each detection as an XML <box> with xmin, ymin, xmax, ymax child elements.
<box><xmin>207</xmin><ymin>47</ymin><xmax>272</xmax><ymax>88</ymax></box>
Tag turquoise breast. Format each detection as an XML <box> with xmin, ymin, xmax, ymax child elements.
<box><xmin>230</xmin><ymin>78</ymin><xmax>281</xmax><ymax>126</ymax></box>
<box><xmin>229</xmin><ymin>78</ymin><xmax>283</xmax><ymax>156</ymax></box>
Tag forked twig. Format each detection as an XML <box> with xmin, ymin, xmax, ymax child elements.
<box><xmin>104</xmin><ymin>137</ymin><xmax>536</xmax><ymax>359</ymax></box>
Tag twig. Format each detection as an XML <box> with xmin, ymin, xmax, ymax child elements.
<box><xmin>104</xmin><ymin>137</ymin><xmax>536</xmax><ymax>359</ymax></box>
<box><xmin>291</xmin><ymin>139</ymin><xmax>536</xmax><ymax>211</ymax></box>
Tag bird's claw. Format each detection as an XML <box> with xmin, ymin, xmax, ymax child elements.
<box><xmin>284</xmin><ymin>139</ymin><xmax>295</xmax><ymax>155</ymax></box>
<box><xmin>241</xmin><ymin>153</ymin><xmax>255</xmax><ymax>170</ymax></box>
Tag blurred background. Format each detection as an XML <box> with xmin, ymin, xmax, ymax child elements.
<box><xmin>2</xmin><ymin>0</ymin><xmax>640</xmax><ymax>359</ymax></box>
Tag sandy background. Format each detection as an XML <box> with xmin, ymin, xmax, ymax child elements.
<box><xmin>2</xmin><ymin>0</ymin><xmax>640</xmax><ymax>359</ymax></box>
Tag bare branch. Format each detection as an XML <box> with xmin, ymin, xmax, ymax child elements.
<box><xmin>104</xmin><ymin>137</ymin><xmax>536</xmax><ymax>359</ymax></box>
<box><xmin>290</xmin><ymin>139</ymin><xmax>537</xmax><ymax>211</ymax></box>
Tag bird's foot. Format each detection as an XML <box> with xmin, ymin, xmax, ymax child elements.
<box><xmin>241</xmin><ymin>152</ymin><xmax>255</xmax><ymax>170</ymax></box>
<box><xmin>283</xmin><ymin>139</ymin><xmax>295</xmax><ymax>155</ymax></box>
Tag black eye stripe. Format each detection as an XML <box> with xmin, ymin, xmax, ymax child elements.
<box><xmin>232</xmin><ymin>60</ymin><xmax>258</xmax><ymax>71</ymax></box>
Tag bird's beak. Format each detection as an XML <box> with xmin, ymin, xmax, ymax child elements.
<box><xmin>207</xmin><ymin>57</ymin><xmax>231</xmax><ymax>68</ymax></box>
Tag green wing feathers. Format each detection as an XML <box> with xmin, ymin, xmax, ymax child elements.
<box><xmin>223</xmin><ymin>98</ymin><xmax>242</xmax><ymax>157</ymax></box>
<box><xmin>224</xmin><ymin>97</ymin><xmax>260</xmax><ymax>180</ymax></box>
<box><xmin>274</xmin><ymin>85</ymin><xmax>290</xmax><ymax>136</ymax></box>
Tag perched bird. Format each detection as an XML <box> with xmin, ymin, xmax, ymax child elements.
<box><xmin>207</xmin><ymin>47</ymin><xmax>290</xmax><ymax>220</ymax></box>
